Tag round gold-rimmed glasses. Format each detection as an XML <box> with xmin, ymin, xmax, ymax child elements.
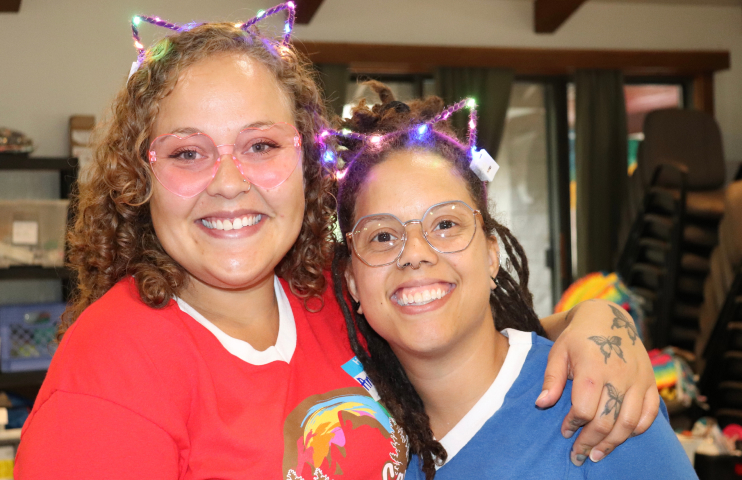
<box><xmin>346</xmin><ymin>200</ymin><xmax>483</xmax><ymax>268</ymax></box>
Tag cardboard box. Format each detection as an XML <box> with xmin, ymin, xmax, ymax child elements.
<box><xmin>0</xmin><ymin>199</ymin><xmax>69</xmax><ymax>268</ymax></box>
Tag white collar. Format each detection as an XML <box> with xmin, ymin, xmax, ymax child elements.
<box><xmin>175</xmin><ymin>275</ymin><xmax>297</xmax><ymax>366</ymax></box>
<box><xmin>437</xmin><ymin>329</ymin><xmax>533</xmax><ymax>467</ymax></box>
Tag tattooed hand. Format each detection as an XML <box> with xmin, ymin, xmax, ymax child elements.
<box><xmin>601</xmin><ymin>384</ymin><xmax>625</xmax><ymax>421</ymax></box>
<box><xmin>537</xmin><ymin>300</ymin><xmax>659</xmax><ymax>467</ymax></box>
<box><xmin>588</xmin><ymin>335</ymin><xmax>627</xmax><ymax>364</ymax></box>
<box><xmin>610</xmin><ymin>304</ymin><xmax>639</xmax><ymax>346</ymax></box>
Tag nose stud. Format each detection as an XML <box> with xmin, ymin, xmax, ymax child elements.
<box><xmin>396</xmin><ymin>259</ymin><xmax>421</xmax><ymax>270</ymax></box>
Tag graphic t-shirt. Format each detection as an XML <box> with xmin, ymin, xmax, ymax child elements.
<box><xmin>16</xmin><ymin>276</ymin><xmax>407</xmax><ymax>480</ymax></box>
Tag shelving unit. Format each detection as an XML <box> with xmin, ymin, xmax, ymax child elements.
<box><xmin>0</xmin><ymin>266</ymin><xmax>70</xmax><ymax>281</ymax></box>
<box><xmin>0</xmin><ymin>153</ymin><xmax>78</xmax><ymax>403</ymax></box>
<box><xmin>0</xmin><ymin>154</ymin><xmax>78</xmax><ymax>203</ymax></box>
<box><xmin>0</xmin><ymin>429</ymin><xmax>22</xmax><ymax>445</ymax></box>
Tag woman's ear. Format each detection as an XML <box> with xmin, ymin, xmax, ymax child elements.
<box><xmin>488</xmin><ymin>236</ymin><xmax>500</xmax><ymax>290</ymax></box>
<box><xmin>344</xmin><ymin>267</ymin><xmax>364</xmax><ymax>315</ymax></box>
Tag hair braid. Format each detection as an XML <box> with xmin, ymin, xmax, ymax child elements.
<box><xmin>490</xmin><ymin>224</ymin><xmax>544</xmax><ymax>336</ymax></box>
<box><xmin>332</xmin><ymin>248</ymin><xmax>446</xmax><ymax>479</ymax></box>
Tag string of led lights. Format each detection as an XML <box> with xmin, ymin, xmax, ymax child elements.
<box><xmin>130</xmin><ymin>2</ymin><xmax>296</xmax><ymax>70</ymax></box>
<box><xmin>316</xmin><ymin>97</ymin><xmax>498</xmax><ymax>182</ymax></box>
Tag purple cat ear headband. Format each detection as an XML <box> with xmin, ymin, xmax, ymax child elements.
<box><xmin>316</xmin><ymin>98</ymin><xmax>500</xmax><ymax>183</ymax></box>
<box><xmin>128</xmin><ymin>1</ymin><xmax>296</xmax><ymax>79</ymax></box>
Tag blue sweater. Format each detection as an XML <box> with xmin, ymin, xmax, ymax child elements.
<box><xmin>407</xmin><ymin>332</ymin><xmax>697</xmax><ymax>479</ymax></box>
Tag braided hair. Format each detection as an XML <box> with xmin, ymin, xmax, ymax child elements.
<box><xmin>332</xmin><ymin>81</ymin><xmax>546</xmax><ymax>480</ymax></box>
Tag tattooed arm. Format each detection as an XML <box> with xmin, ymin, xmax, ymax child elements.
<box><xmin>537</xmin><ymin>300</ymin><xmax>659</xmax><ymax>467</ymax></box>
<box><xmin>539</xmin><ymin>308</ymin><xmax>577</xmax><ymax>341</ymax></box>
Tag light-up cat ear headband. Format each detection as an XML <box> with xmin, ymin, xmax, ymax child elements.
<box><xmin>317</xmin><ymin>98</ymin><xmax>500</xmax><ymax>183</ymax></box>
<box><xmin>129</xmin><ymin>1</ymin><xmax>297</xmax><ymax>78</ymax></box>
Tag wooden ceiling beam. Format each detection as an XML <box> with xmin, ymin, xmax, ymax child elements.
<box><xmin>294</xmin><ymin>0</ymin><xmax>325</xmax><ymax>24</ymax></box>
<box><xmin>294</xmin><ymin>41</ymin><xmax>730</xmax><ymax>77</ymax></box>
<box><xmin>534</xmin><ymin>0</ymin><xmax>588</xmax><ymax>33</ymax></box>
<box><xmin>0</xmin><ymin>0</ymin><xmax>21</xmax><ymax>13</ymax></box>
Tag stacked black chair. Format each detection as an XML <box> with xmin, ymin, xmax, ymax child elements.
<box><xmin>617</xmin><ymin>109</ymin><xmax>727</xmax><ymax>351</ymax></box>
<box><xmin>696</xmin><ymin>181</ymin><xmax>742</xmax><ymax>426</ymax></box>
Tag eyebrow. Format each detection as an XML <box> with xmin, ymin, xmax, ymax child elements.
<box><xmin>168</xmin><ymin>121</ymin><xmax>277</xmax><ymax>136</ymax></box>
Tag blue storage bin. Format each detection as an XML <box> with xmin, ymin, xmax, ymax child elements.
<box><xmin>0</xmin><ymin>302</ymin><xmax>66</xmax><ymax>372</ymax></box>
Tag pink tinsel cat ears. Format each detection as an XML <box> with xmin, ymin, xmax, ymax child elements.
<box><xmin>129</xmin><ymin>2</ymin><xmax>296</xmax><ymax>78</ymax></box>
<box><xmin>317</xmin><ymin>98</ymin><xmax>499</xmax><ymax>183</ymax></box>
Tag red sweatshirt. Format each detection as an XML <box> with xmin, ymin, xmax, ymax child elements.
<box><xmin>16</xmin><ymin>277</ymin><xmax>407</xmax><ymax>479</ymax></box>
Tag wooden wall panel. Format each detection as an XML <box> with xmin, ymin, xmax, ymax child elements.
<box><xmin>295</xmin><ymin>41</ymin><xmax>730</xmax><ymax>77</ymax></box>
<box><xmin>693</xmin><ymin>73</ymin><xmax>715</xmax><ymax>115</ymax></box>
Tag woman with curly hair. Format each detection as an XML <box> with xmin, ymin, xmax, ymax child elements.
<box><xmin>334</xmin><ymin>83</ymin><xmax>695</xmax><ymax>479</ymax></box>
<box><xmin>16</xmin><ymin>6</ymin><xmax>658</xmax><ymax>480</ymax></box>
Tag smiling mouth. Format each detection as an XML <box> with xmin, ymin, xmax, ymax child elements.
<box><xmin>393</xmin><ymin>283</ymin><xmax>454</xmax><ymax>307</ymax></box>
<box><xmin>201</xmin><ymin>214</ymin><xmax>263</xmax><ymax>231</ymax></box>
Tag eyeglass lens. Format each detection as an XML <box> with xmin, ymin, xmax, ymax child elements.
<box><xmin>149</xmin><ymin>123</ymin><xmax>301</xmax><ymax>197</ymax></box>
<box><xmin>351</xmin><ymin>201</ymin><xmax>478</xmax><ymax>266</ymax></box>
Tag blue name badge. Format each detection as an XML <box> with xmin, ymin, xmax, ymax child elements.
<box><xmin>342</xmin><ymin>357</ymin><xmax>381</xmax><ymax>401</ymax></box>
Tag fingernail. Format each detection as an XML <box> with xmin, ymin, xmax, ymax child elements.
<box><xmin>590</xmin><ymin>450</ymin><xmax>604</xmax><ymax>463</ymax></box>
<box><xmin>571</xmin><ymin>452</ymin><xmax>587</xmax><ymax>466</ymax></box>
<box><xmin>536</xmin><ymin>390</ymin><xmax>549</xmax><ymax>404</ymax></box>
<box><xmin>563</xmin><ymin>429</ymin><xmax>575</xmax><ymax>439</ymax></box>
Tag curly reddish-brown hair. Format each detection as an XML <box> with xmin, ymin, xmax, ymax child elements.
<box><xmin>60</xmin><ymin>23</ymin><xmax>336</xmax><ymax>338</ymax></box>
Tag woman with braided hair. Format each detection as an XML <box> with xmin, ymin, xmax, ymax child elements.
<box><xmin>17</xmin><ymin>4</ymin><xmax>659</xmax><ymax>478</ymax></box>
<box><xmin>333</xmin><ymin>82</ymin><xmax>696</xmax><ymax>479</ymax></box>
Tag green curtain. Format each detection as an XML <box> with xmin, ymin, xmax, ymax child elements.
<box><xmin>574</xmin><ymin>70</ymin><xmax>629</xmax><ymax>276</ymax></box>
<box><xmin>435</xmin><ymin>67</ymin><xmax>515</xmax><ymax>158</ymax></box>
<box><xmin>316</xmin><ymin>64</ymin><xmax>350</xmax><ymax>119</ymax></box>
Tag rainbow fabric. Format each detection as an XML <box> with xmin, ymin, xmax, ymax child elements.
<box><xmin>554</xmin><ymin>271</ymin><xmax>645</xmax><ymax>341</ymax></box>
<box><xmin>650</xmin><ymin>350</ymin><xmax>678</xmax><ymax>390</ymax></box>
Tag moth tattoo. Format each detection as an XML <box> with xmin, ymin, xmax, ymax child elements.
<box><xmin>609</xmin><ymin>304</ymin><xmax>638</xmax><ymax>345</ymax></box>
<box><xmin>601</xmin><ymin>383</ymin><xmax>625</xmax><ymax>421</ymax></box>
<box><xmin>588</xmin><ymin>335</ymin><xmax>627</xmax><ymax>364</ymax></box>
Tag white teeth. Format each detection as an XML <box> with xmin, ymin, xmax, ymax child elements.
<box><xmin>201</xmin><ymin>214</ymin><xmax>263</xmax><ymax>230</ymax></box>
<box><xmin>396</xmin><ymin>286</ymin><xmax>452</xmax><ymax>306</ymax></box>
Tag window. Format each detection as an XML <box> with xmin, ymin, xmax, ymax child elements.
<box><xmin>491</xmin><ymin>82</ymin><xmax>554</xmax><ymax>317</ymax></box>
